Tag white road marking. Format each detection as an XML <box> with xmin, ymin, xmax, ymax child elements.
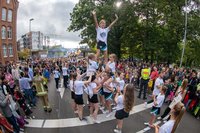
<box><xmin>136</xmin><ymin>121</ymin><xmax>161</xmax><ymax>133</ymax></box>
<box><xmin>59</xmin><ymin>79</ymin><xmax>65</xmax><ymax>98</ymax></box>
<box><xmin>26</xmin><ymin>103</ymin><xmax>153</xmax><ymax>128</ymax></box>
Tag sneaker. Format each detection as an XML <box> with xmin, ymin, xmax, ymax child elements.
<box><xmin>144</xmin><ymin>122</ymin><xmax>150</xmax><ymax>126</ymax></box>
<box><xmin>157</xmin><ymin>117</ymin><xmax>162</xmax><ymax>120</ymax></box>
<box><xmin>106</xmin><ymin>112</ymin><xmax>112</xmax><ymax>118</ymax></box>
<box><xmin>163</xmin><ymin>120</ymin><xmax>167</xmax><ymax>123</ymax></box>
<box><xmin>144</xmin><ymin>102</ymin><xmax>147</xmax><ymax>108</ymax></box>
<box><xmin>100</xmin><ymin>106</ymin><xmax>105</xmax><ymax>110</ymax></box>
<box><xmin>112</xmin><ymin>106</ymin><xmax>117</xmax><ymax>110</ymax></box>
<box><xmin>114</xmin><ymin>129</ymin><xmax>122</xmax><ymax>133</ymax></box>
<box><xmin>103</xmin><ymin>110</ymin><xmax>109</xmax><ymax>114</ymax></box>
<box><xmin>79</xmin><ymin>117</ymin><xmax>87</xmax><ymax>121</ymax></box>
<box><xmin>93</xmin><ymin>119</ymin><xmax>101</xmax><ymax>124</ymax></box>
<box><xmin>74</xmin><ymin>110</ymin><xmax>78</xmax><ymax>114</ymax></box>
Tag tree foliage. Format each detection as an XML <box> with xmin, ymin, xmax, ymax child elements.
<box><xmin>68</xmin><ymin>0</ymin><xmax>200</xmax><ymax>66</ymax></box>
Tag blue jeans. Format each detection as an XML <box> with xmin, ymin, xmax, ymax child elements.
<box><xmin>24</xmin><ymin>89</ymin><xmax>36</xmax><ymax>106</ymax></box>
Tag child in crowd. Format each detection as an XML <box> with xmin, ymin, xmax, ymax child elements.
<box><xmin>144</xmin><ymin>86</ymin><xmax>167</xmax><ymax>127</ymax></box>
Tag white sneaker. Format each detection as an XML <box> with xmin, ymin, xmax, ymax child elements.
<box><xmin>144</xmin><ymin>102</ymin><xmax>147</xmax><ymax>108</ymax></box>
<box><xmin>74</xmin><ymin>110</ymin><xmax>78</xmax><ymax>114</ymax></box>
<box><xmin>100</xmin><ymin>106</ymin><xmax>105</xmax><ymax>110</ymax></box>
<box><xmin>93</xmin><ymin>119</ymin><xmax>101</xmax><ymax>124</ymax></box>
<box><xmin>157</xmin><ymin>116</ymin><xmax>162</xmax><ymax>120</ymax></box>
<box><xmin>144</xmin><ymin>122</ymin><xmax>150</xmax><ymax>126</ymax></box>
<box><xmin>106</xmin><ymin>112</ymin><xmax>112</xmax><ymax>118</ymax></box>
<box><xmin>112</xmin><ymin>106</ymin><xmax>117</xmax><ymax>110</ymax></box>
<box><xmin>114</xmin><ymin>129</ymin><xmax>122</xmax><ymax>133</ymax></box>
<box><xmin>102</xmin><ymin>110</ymin><xmax>109</xmax><ymax>114</ymax></box>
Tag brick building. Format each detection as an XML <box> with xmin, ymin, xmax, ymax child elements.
<box><xmin>0</xmin><ymin>0</ymin><xmax>19</xmax><ymax>64</ymax></box>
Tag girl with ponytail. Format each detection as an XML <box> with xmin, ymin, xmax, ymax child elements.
<box><xmin>154</xmin><ymin>102</ymin><xmax>185</xmax><ymax>133</ymax></box>
<box><xmin>114</xmin><ymin>84</ymin><xmax>135</xmax><ymax>133</ymax></box>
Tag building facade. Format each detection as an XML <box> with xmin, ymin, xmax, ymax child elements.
<box><xmin>0</xmin><ymin>0</ymin><xmax>19</xmax><ymax>64</ymax></box>
<box><xmin>17</xmin><ymin>31</ymin><xmax>50</xmax><ymax>59</ymax></box>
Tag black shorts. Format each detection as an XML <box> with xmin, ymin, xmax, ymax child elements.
<box><xmin>75</xmin><ymin>94</ymin><xmax>84</xmax><ymax>105</ymax></box>
<box><xmin>71</xmin><ymin>91</ymin><xmax>75</xmax><ymax>100</ymax></box>
<box><xmin>104</xmin><ymin>92</ymin><xmax>113</xmax><ymax>101</ymax></box>
<box><xmin>150</xmin><ymin>106</ymin><xmax>160</xmax><ymax>116</ymax></box>
<box><xmin>88</xmin><ymin>94</ymin><xmax>98</xmax><ymax>103</ymax></box>
<box><xmin>98</xmin><ymin>87</ymin><xmax>104</xmax><ymax>95</ymax></box>
<box><xmin>97</xmin><ymin>41</ymin><xmax>107</xmax><ymax>51</ymax></box>
<box><xmin>115</xmin><ymin>109</ymin><xmax>129</xmax><ymax>120</ymax></box>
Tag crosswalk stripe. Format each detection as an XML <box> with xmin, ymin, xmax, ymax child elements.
<box><xmin>25</xmin><ymin>103</ymin><xmax>153</xmax><ymax>128</ymax></box>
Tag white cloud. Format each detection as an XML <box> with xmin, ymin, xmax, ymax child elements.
<box><xmin>17</xmin><ymin>0</ymin><xmax>81</xmax><ymax>48</ymax></box>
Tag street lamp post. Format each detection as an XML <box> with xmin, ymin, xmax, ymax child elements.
<box><xmin>180</xmin><ymin>0</ymin><xmax>188</xmax><ymax>67</ymax></box>
<box><xmin>29</xmin><ymin>18</ymin><xmax>34</xmax><ymax>33</ymax></box>
<box><xmin>29</xmin><ymin>18</ymin><xmax>34</xmax><ymax>58</ymax></box>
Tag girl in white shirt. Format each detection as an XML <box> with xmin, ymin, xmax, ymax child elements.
<box><xmin>158</xmin><ymin>79</ymin><xmax>188</xmax><ymax>120</ymax></box>
<box><xmin>114</xmin><ymin>84</ymin><xmax>135</xmax><ymax>133</ymax></box>
<box><xmin>92</xmin><ymin>10</ymin><xmax>118</xmax><ymax>63</ymax></box>
<box><xmin>154</xmin><ymin>102</ymin><xmax>185</xmax><ymax>133</ymax></box>
<box><xmin>69</xmin><ymin>73</ymin><xmax>77</xmax><ymax>114</ymax></box>
<box><xmin>86</xmin><ymin>53</ymin><xmax>98</xmax><ymax>76</ymax></box>
<box><xmin>74</xmin><ymin>73</ymin><xmax>92</xmax><ymax>121</ymax></box>
<box><xmin>87</xmin><ymin>75</ymin><xmax>102</xmax><ymax>123</ymax></box>
<box><xmin>144</xmin><ymin>86</ymin><xmax>167</xmax><ymax>127</ymax></box>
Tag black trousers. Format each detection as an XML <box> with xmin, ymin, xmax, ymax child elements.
<box><xmin>6</xmin><ymin>115</ymin><xmax>20</xmax><ymax>133</ymax></box>
<box><xmin>63</xmin><ymin>75</ymin><xmax>68</xmax><ymax>88</ymax></box>
<box><xmin>161</xmin><ymin>107</ymin><xmax>171</xmax><ymax>119</ymax></box>
<box><xmin>55</xmin><ymin>78</ymin><xmax>59</xmax><ymax>89</ymax></box>
<box><xmin>138</xmin><ymin>79</ymin><xmax>149</xmax><ymax>99</ymax></box>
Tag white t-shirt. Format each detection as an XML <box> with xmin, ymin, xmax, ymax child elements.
<box><xmin>87</xmin><ymin>59</ymin><xmax>98</xmax><ymax>73</ymax></box>
<box><xmin>117</xmin><ymin>78</ymin><xmax>125</xmax><ymax>91</ymax></box>
<box><xmin>155</xmin><ymin>93</ymin><xmax>165</xmax><ymax>108</ymax></box>
<box><xmin>69</xmin><ymin>80</ymin><xmax>74</xmax><ymax>92</ymax></box>
<box><xmin>96</xmin><ymin>27</ymin><xmax>110</xmax><ymax>44</ymax></box>
<box><xmin>159</xmin><ymin>120</ymin><xmax>175</xmax><ymax>133</ymax></box>
<box><xmin>169</xmin><ymin>89</ymin><xmax>183</xmax><ymax>109</ymax></box>
<box><xmin>54</xmin><ymin>70</ymin><xmax>60</xmax><ymax>78</ymax></box>
<box><xmin>153</xmin><ymin>77</ymin><xmax>164</xmax><ymax>96</ymax></box>
<box><xmin>116</xmin><ymin>95</ymin><xmax>124</xmax><ymax>111</ymax></box>
<box><xmin>108</xmin><ymin>61</ymin><xmax>116</xmax><ymax>73</ymax></box>
<box><xmin>62</xmin><ymin>67</ymin><xmax>68</xmax><ymax>76</ymax></box>
<box><xmin>103</xmin><ymin>82</ymin><xmax>113</xmax><ymax>93</ymax></box>
<box><xmin>87</xmin><ymin>82</ymin><xmax>97</xmax><ymax>98</ymax></box>
<box><xmin>74</xmin><ymin>81</ymin><xmax>84</xmax><ymax>95</ymax></box>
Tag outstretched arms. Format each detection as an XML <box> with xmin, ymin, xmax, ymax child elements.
<box><xmin>108</xmin><ymin>14</ymin><xmax>118</xmax><ymax>29</ymax></box>
<box><xmin>92</xmin><ymin>10</ymin><xmax>99</xmax><ymax>28</ymax></box>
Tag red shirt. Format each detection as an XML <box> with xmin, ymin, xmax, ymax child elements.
<box><xmin>151</xmin><ymin>70</ymin><xmax>158</xmax><ymax>80</ymax></box>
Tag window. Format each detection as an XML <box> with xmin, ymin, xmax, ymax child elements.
<box><xmin>8</xmin><ymin>44</ymin><xmax>13</xmax><ymax>56</ymax></box>
<box><xmin>8</xmin><ymin>10</ymin><xmax>12</xmax><ymax>22</ymax></box>
<box><xmin>1</xmin><ymin>26</ymin><xmax>6</xmax><ymax>39</ymax></box>
<box><xmin>2</xmin><ymin>44</ymin><xmax>7</xmax><ymax>57</ymax></box>
<box><xmin>7</xmin><ymin>0</ymin><xmax>11</xmax><ymax>4</ymax></box>
<box><xmin>7</xmin><ymin>27</ymin><xmax>12</xmax><ymax>39</ymax></box>
<box><xmin>2</xmin><ymin>8</ymin><xmax>6</xmax><ymax>21</ymax></box>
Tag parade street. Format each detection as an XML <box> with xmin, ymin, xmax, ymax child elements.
<box><xmin>24</xmin><ymin>78</ymin><xmax>200</xmax><ymax>133</ymax></box>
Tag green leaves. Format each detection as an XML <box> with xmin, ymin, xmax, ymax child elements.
<box><xmin>68</xmin><ymin>0</ymin><xmax>200</xmax><ymax>65</ymax></box>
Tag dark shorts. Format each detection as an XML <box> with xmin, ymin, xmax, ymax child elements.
<box><xmin>75</xmin><ymin>94</ymin><xmax>84</xmax><ymax>105</ymax></box>
<box><xmin>150</xmin><ymin>106</ymin><xmax>160</xmax><ymax>116</ymax></box>
<box><xmin>104</xmin><ymin>92</ymin><xmax>113</xmax><ymax>101</ymax></box>
<box><xmin>71</xmin><ymin>91</ymin><xmax>75</xmax><ymax>100</ymax></box>
<box><xmin>98</xmin><ymin>87</ymin><xmax>104</xmax><ymax>96</ymax></box>
<box><xmin>88</xmin><ymin>94</ymin><xmax>98</xmax><ymax>103</ymax></box>
<box><xmin>115</xmin><ymin>109</ymin><xmax>129</xmax><ymax>120</ymax></box>
<box><xmin>97</xmin><ymin>41</ymin><xmax>107</xmax><ymax>51</ymax></box>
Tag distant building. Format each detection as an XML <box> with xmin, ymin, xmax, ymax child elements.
<box><xmin>47</xmin><ymin>45</ymin><xmax>67</xmax><ymax>58</ymax></box>
<box><xmin>17</xmin><ymin>31</ymin><xmax>50</xmax><ymax>58</ymax></box>
<box><xmin>0</xmin><ymin>0</ymin><xmax>19</xmax><ymax>64</ymax></box>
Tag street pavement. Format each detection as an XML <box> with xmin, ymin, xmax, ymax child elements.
<box><xmin>24</xmin><ymin>77</ymin><xmax>200</xmax><ymax>133</ymax></box>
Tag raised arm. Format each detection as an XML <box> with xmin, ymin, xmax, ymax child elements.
<box><xmin>92</xmin><ymin>10</ymin><xmax>99</xmax><ymax>28</ymax></box>
<box><xmin>108</xmin><ymin>14</ymin><xmax>118</xmax><ymax>29</ymax></box>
